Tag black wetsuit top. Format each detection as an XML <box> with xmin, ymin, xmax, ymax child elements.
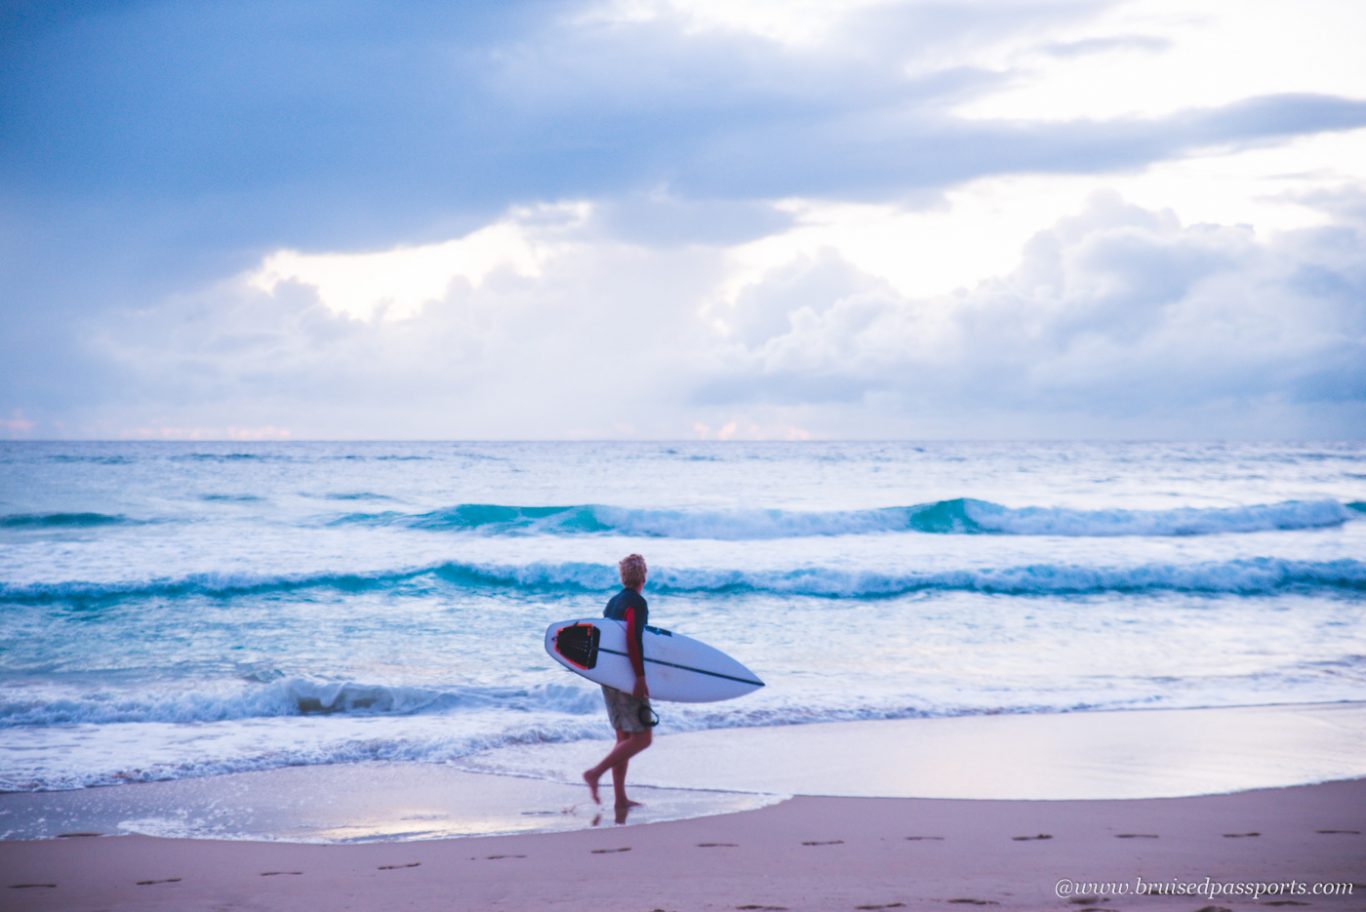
<box><xmin>603</xmin><ymin>588</ymin><xmax>648</xmax><ymax>676</ymax></box>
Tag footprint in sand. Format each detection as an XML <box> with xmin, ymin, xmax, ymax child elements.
<box><xmin>260</xmin><ymin>871</ymin><xmax>303</xmax><ymax>876</ymax></box>
<box><xmin>1115</xmin><ymin>833</ymin><xmax>1159</xmax><ymax>839</ymax></box>
<box><xmin>801</xmin><ymin>839</ymin><xmax>844</xmax><ymax>846</ymax></box>
<box><xmin>1193</xmin><ymin>906</ymin><xmax>1232</xmax><ymax>912</ymax></box>
<box><xmin>697</xmin><ymin>842</ymin><xmax>739</xmax><ymax>847</ymax></box>
<box><xmin>855</xmin><ymin>903</ymin><xmax>906</xmax><ymax>910</ymax></box>
<box><xmin>1315</xmin><ymin>828</ymin><xmax>1360</xmax><ymax>834</ymax></box>
<box><xmin>735</xmin><ymin>905</ymin><xmax>787</xmax><ymax>911</ymax></box>
<box><xmin>905</xmin><ymin>835</ymin><xmax>945</xmax><ymax>841</ymax></box>
<box><xmin>590</xmin><ymin>847</ymin><xmax>631</xmax><ymax>854</ymax></box>
<box><xmin>377</xmin><ymin>862</ymin><xmax>421</xmax><ymax>870</ymax></box>
<box><xmin>135</xmin><ymin>878</ymin><xmax>182</xmax><ymax>885</ymax></box>
<box><xmin>483</xmin><ymin>854</ymin><xmax>527</xmax><ymax>860</ymax></box>
<box><xmin>1068</xmin><ymin>897</ymin><xmax>1107</xmax><ymax>905</ymax></box>
<box><xmin>1262</xmin><ymin>901</ymin><xmax>1310</xmax><ymax>906</ymax></box>
<box><xmin>10</xmin><ymin>883</ymin><xmax>57</xmax><ymax>889</ymax></box>
<box><xmin>947</xmin><ymin>898</ymin><xmax>999</xmax><ymax>905</ymax></box>
<box><xmin>1221</xmin><ymin>832</ymin><xmax>1259</xmax><ymax>838</ymax></box>
<box><xmin>1010</xmin><ymin>834</ymin><xmax>1052</xmax><ymax>841</ymax></box>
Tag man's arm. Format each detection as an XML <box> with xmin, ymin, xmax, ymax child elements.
<box><xmin>623</xmin><ymin>603</ymin><xmax>648</xmax><ymax>698</ymax></box>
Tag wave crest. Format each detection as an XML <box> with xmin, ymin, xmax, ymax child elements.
<box><xmin>0</xmin><ymin>679</ymin><xmax>601</xmax><ymax>727</ymax></box>
<box><xmin>335</xmin><ymin>498</ymin><xmax>1358</xmax><ymax>539</ymax></box>
<box><xmin>4</xmin><ymin>557</ymin><xmax>1362</xmax><ymax>605</ymax></box>
<box><xmin>0</xmin><ymin>512</ymin><xmax>136</xmax><ymax>529</ymax></box>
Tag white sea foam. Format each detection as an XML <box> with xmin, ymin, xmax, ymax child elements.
<box><xmin>0</xmin><ymin>679</ymin><xmax>602</xmax><ymax>728</ymax></box>
<box><xmin>338</xmin><ymin>498</ymin><xmax>1361</xmax><ymax>539</ymax></box>
<box><xmin>5</xmin><ymin>555</ymin><xmax>1361</xmax><ymax>603</ymax></box>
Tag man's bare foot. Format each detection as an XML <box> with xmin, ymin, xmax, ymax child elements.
<box><xmin>613</xmin><ymin>800</ymin><xmax>642</xmax><ymax>825</ymax></box>
<box><xmin>583</xmin><ymin>770</ymin><xmax>602</xmax><ymax>804</ymax></box>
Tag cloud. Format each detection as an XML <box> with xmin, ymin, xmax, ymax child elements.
<box><xmin>719</xmin><ymin>250</ymin><xmax>889</xmax><ymax>347</ymax></box>
<box><xmin>1034</xmin><ymin>34</ymin><xmax>1171</xmax><ymax>58</ymax></box>
<box><xmin>0</xmin><ymin>409</ymin><xmax>37</xmax><ymax>438</ymax></box>
<box><xmin>249</xmin><ymin>202</ymin><xmax>589</xmax><ymax>321</ymax></box>
<box><xmin>588</xmin><ymin>193</ymin><xmax>796</xmax><ymax>248</ymax></box>
<box><xmin>6</xmin><ymin>0</ymin><xmax>1363</xmax><ymax>252</ymax></box>
<box><xmin>690</xmin><ymin>192</ymin><xmax>1366</xmax><ymax>435</ymax></box>
<box><xmin>71</xmin><ymin>221</ymin><xmax>734</xmax><ymax>438</ymax></box>
<box><xmin>3</xmin><ymin>0</ymin><xmax>1364</xmax><ymax>438</ymax></box>
<box><xmin>31</xmin><ymin>190</ymin><xmax>1358</xmax><ymax>440</ymax></box>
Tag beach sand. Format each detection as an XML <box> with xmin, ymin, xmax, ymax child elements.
<box><xmin>3</xmin><ymin>780</ymin><xmax>1363</xmax><ymax>911</ymax></box>
<box><xmin>3</xmin><ymin>704</ymin><xmax>1364</xmax><ymax>911</ymax></box>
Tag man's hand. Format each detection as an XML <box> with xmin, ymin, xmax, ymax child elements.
<box><xmin>632</xmin><ymin>675</ymin><xmax>649</xmax><ymax>699</ymax></box>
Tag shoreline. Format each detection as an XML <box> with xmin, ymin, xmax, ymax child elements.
<box><xmin>3</xmin><ymin>780</ymin><xmax>1363</xmax><ymax>911</ymax></box>
<box><xmin>465</xmin><ymin>700</ymin><xmax>1366</xmax><ymax>802</ymax></box>
<box><xmin>2</xmin><ymin>701</ymin><xmax>1364</xmax><ymax>909</ymax></box>
<box><xmin>0</xmin><ymin>765</ymin><xmax>783</xmax><ymax>844</ymax></box>
<box><xmin>2</xmin><ymin>700</ymin><xmax>1363</xmax><ymax>844</ymax></box>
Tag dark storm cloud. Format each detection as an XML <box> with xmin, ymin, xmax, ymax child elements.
<box><xmin>5</xmin><ymin>1</ymin><xmax>1363</xmax><ymax>252</ymax></box>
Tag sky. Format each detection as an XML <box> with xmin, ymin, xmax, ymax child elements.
<box><xmin>2</xmin><ymin>0</ymin><xmax>1365</xmax><ymax>440</ymax></box>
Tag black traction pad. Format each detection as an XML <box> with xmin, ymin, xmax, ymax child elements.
<box><xmin>555</xmin><ymin>623</ymin><xmax>600</xmax><ymax>669</ymax></box>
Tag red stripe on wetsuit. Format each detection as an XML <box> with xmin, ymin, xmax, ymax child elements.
<box><xmin>623</xmin><ymin>604</ymin><xmax>646</xmax><ymax>678</ymax></box>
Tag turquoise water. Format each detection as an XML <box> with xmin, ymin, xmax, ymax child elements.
<box><xmin>0</xmin><ymin>440</ymin><xmax>1362</xmax><ymax>791</ymax></box>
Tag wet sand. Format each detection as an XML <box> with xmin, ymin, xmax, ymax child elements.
<box><xmin>0</xmin><ymin>764</ymin><xmax>780</xmax><ymax>843</ymax></box>
<box><xmin>467</xmin><ymin>701</ymin><xmax>1366</xmax><ymax>800</ymax></box>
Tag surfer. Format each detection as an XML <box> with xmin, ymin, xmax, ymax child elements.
<box><xmin>583</xmin><ymin>553</ymin><xmax>654</xmax><ymax>811</ymax></box>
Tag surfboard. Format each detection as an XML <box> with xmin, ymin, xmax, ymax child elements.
<box><xmin>544</xmin><ymin>618</ymin><xmax>764</xmax><ymax>703</ymax></box>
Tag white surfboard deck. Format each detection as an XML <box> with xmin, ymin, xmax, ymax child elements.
<box><xmin>544</xmin><ymin>617</ymin><xmax>764</xmax><ymax>703</ymax></box>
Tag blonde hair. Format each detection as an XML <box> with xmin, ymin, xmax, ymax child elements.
<box><xmin>619</xmin><ymin>553</ymin><xmax>647</xmax><ymax>589</ymax></box>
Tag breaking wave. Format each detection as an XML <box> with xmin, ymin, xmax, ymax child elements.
<box><xmin>0</xmin><ymin>679</ymin><xmax>601</xmax><ymax>728</ymax></box>
<box><xmin>0</xmin><ymin>512</ymin><xmax>139</xmax><ymax>529</ymax></box>
<box><xmin>334</xmin><ymin>498</ymin><xmax>1361</xmax><ymax>539</ymax></box>
<box><xmin>5</xmin><ymin>556</ymin><xmax>1362</xmax><ymax>605</ymax></box>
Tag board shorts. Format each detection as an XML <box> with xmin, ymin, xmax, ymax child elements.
<box><xmin>601</xmin><ymin>684</ymin><xmax>653</xmax><ymax>734</ymax></box>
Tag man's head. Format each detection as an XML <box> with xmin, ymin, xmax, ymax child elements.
<box><xmin>619</xmin><ymin>553</ymin><xmax>647</xmax><ymax>590</ymax></box>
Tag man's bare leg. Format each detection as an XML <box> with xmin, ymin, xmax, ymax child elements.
<box><xmin>583</xmin><ymin>730</ymin><xmax>625</xmax><ymax>803</ymax></box>
<box><xmin>583</xmin><ymin>729</ymin><xmax>652</xmax><ymax>805</ymax></box>
<box><xmin>611</xmin><ymin>730</ymin><xmax>640</xmax><ymax>809</ymax></box>
<box><xmin>610</xmin><ymin>730</ymin><xmax>629</xmax><ymax>797</ymax></box>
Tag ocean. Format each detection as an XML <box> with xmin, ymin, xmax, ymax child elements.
<box><xmin>1</xmin><ymin>440</ymin><xmax>1362</xmax><ymax>794</ymax></box>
